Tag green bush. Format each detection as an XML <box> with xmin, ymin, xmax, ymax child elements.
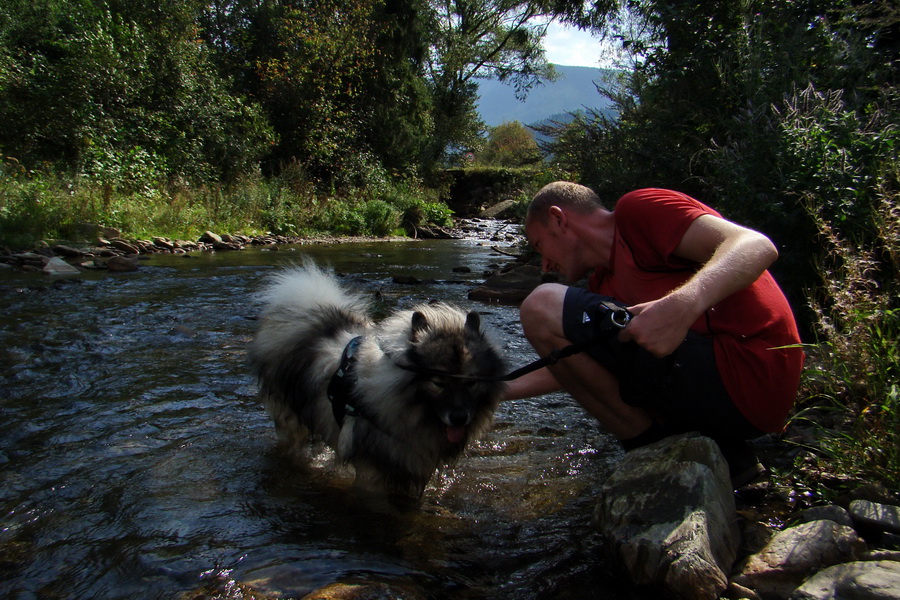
<box><xmin>362</xmin><ymin>200</ymin><xmax>401</xmax><ymax>237</ymax></box>
<box><xmin>381</xmin><ymin>180</ymin><xmax>453</xmax><ymax>234</ymax></box>
<box><xmin>0</xmin><ymin>176</ymin><xmax>66</xmax><ymax>248</ymax></box>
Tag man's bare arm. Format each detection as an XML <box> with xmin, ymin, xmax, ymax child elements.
<box><xmin>620</xmin><ymin>214</ymin><xmax>778</xmax><ymax>357</ymax></box>
<box><xmin>502</xmin><ymin>366</ymin><xmax>562</xmax><ymax>401</ymax></box>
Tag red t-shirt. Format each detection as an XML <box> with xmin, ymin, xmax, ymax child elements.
<box><xmin>588</xmin><ymin>188</ymin><xmax>804</xmax><ymax>432</ymax></box>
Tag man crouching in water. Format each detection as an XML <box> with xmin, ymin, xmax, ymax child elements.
<box><xmin>503</xmin><ymin>182</ymin><xmax>804</xmax><ymax>488</ymax></box>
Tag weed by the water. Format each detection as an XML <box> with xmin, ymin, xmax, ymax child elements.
<box><xmin>792</xmin><ymin>190</ymin><xmax>900</xmax><ymax>493</ymax></box>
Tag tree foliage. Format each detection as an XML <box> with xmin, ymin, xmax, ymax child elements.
<box><xmin>0</xmin><ymin>0</ymin><xmax>274</xmax><ymax>187</ymax></box>
<box><xmin>0</xmin><ymin>0</ymin><xmax>556</xmax><ymax>189</ymax></box>
<box><xmin>477</xmin><ymin>120</ymin><xmax>542</xmax><ymax>166</ymax></box>
<box><xmin>423</xmin><ymin>0</ymin><xmax>556</xmax><ymax>163</ymax></box>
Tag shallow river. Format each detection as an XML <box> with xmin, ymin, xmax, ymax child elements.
<box><xmin>0</xmin><ymin>227</ymin><xmax>650</xmax><ymax>599</ymax></box>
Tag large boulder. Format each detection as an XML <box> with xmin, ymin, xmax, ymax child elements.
<box><xmin>790</xmin><ymin>560</ymin><xmax>900</xmax><ymax>600</ymax></box>
<box><xmin>593</xmin><ymin>433</ymin><xmax>740</xmax><ymax>600</ymax></box>
<box><xmin>731</xmin><ymin>520</ymin><xmax>867</xmax><ymax>599</ymax></box>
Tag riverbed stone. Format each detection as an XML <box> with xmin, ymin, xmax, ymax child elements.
<box><xmin>789</xmin><ymin>560</ymin><xmax>900</xmax><ymax>600</ymax></box>
<box><xmin>152</xmin><ymin>237</ymin><xmax>175</xmax><ymax>250</ymax></box>
<box><xmin>301</xmin><ymin>582</ymin><xmax>426</xmax><ymax>600</ymax></box>
<box><xmin>849</xmin><ymin>500</ymin><xmax>900</xmax><ymax>536</ymax></box>
<box><xmin>479</xmin><ymin>198</ymin><xmax>518</xmax><ymax>219</ymax></box>
<box><xmin>199</xmin><ymin>230</ymin><xmax>223</xmax><ymax>244</ymax></box>
<box><xmin>110</xmin><ymin>239</ymin><xmax>139</xmax><ymax>254</ymax></box>
<box><xmin>51</xmin><ymin>244</ymin><xmax>87</xmax><ymax>257</ymax></box>
<box><xmin>593</xmin><ymin>433</ymin><xmax>740</xmax><ymax>600</ymax></box>
<box><xmin>467</xmin><ymin>264</ymin><xmax>544</xmax><ymax>304</ymax></box>
<box><xmin>731</xmin><ymin>520</ymin><xmax>867</xmax><ymax>599</ymax></box>
<box><xmin>12</xmin><ymin>252</ymin><xmax>47</xmax><ymax>263</ymax></box>
<box><xmin>42</xmin><ymin>257</ymin><xmax>81</xmax><ymax>275</ymax></box>
<box><xmin>795</xmin><ymin>505</ymin><xmax>854</xmax><ymax>528</ymax></box>
<box><xmin>212</xmin><ymin>239</ymin><xmax>244</xmax><ymax>250</ymax></box>
<box><xmin>131</xmin><ymin>239</ymin><xmax>157</xmax><ymax>253</ymax></box>
<box><xmin>106</xmin><ymin>256</ymin><xmax>140</xmax><ymax>272</ymax></box>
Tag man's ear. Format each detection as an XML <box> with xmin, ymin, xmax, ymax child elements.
<box><xmin>548</xmin><ymin>205</ymin><xmax>567</xmax><ymax>232</ymax></box>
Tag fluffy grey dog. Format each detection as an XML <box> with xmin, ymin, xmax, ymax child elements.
<box><xmin>249</xmin><ymin>261</ymin><xmax>506</xmax><ymax>498</ymax></box>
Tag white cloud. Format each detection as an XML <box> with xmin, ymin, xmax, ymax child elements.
<box><xmin>541</xmin><ymin>21</ymin><xmax>619</xmax><ymax>69</ymax></box>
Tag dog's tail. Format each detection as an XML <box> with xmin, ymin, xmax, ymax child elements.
<box><xmin>259</xmin><ymin>259</ymin><xmax>369</xmax><ymax>317</ymax></box>
<box><xmin>251</xmin><ymin>260</ymin><xmax>371</xmax><ymax>375</ymax></box>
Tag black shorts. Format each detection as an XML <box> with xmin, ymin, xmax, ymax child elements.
<box><xmin>561</xmin><ymin>287</ymin><xmax>763</xmax><ymax>442</ymax></box>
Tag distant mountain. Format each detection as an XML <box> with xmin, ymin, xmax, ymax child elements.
<box><xmin>476</xmin><ymin>65</ymin><xmax>618</xmax><ymax>128</ymax></box>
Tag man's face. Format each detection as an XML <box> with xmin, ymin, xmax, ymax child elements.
<box><xmin>525</xmin><ymin>217</ymin><xmax>587</xmax><ymax>282</ymax></box>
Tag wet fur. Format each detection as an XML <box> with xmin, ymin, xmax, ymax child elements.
<box><xmin>249</xmin><ymin>261</ymin><xmax>506</xmax><ymax>497</ymax></box>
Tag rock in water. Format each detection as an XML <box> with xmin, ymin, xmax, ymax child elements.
<box><xmin>43</xmin><ymin>257</ymin><xmax>81</xmax><ymax>275</ymax></box>
<box><xmin>107</xmin><ymin>256</ymin><xmax>140</xmax><ymax>272</ymax></box>
<box><xmin>593</xmin><ymin>433</ymin><xmax>740</xmax><ymax>600</ymax></box>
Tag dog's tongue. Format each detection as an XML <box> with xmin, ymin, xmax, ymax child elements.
<box><xmin>446</xmin><ymin>425</ymin><xmax>466</xmax><ymax>443</ymax></box>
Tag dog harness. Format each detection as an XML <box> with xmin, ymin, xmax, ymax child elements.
<box><xmin>327</xmin><ymin>336</ymin><xmax>365</xmax><ymax>426</ymax></box>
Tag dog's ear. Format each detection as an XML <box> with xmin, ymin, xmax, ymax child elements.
<box><xmin>465</xmin><ymin>311</ymin><xmax>482</xmax><ymax>337</ymax></box>
<box><xmin>410</xmin><ymin>311</ymin><xmax>429</xmax><ymax>341</ymax></box>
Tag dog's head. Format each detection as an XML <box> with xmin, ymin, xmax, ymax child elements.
<box><xmin>404</xmin><ymin>308</ymin><xmax>506</xmax><ymax>447</ymax></box>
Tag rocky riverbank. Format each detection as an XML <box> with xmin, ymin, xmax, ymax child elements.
<box><xmin>596</xmin><ymin>433</ymin><xmax>900</xmax><ymax>600</ymax></box>
<box><xmin>193</xmin><ymin>432</ymin><xmax>900</xmax><ymax>600</ymax></box>
<box><xmin>0</xmin><ymin>218</ymin><xmax>523</xmax><ymax>275</ymax></box>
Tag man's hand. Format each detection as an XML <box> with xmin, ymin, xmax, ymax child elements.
<box><xmin>619</xmin><ymin>293</ymin><xmax>697</xmax><ymax>358</ymax></box>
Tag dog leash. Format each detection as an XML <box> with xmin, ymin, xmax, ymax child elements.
<box><xmin>327</xmin><ymin>300</ymin><xmax>632</xmax><ymax>423</ymax></box>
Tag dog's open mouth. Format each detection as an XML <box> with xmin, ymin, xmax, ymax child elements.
<box><xmin>446</xmin><ymin>425</ymin><xmax>466</xmax><ymax>443</ymax></box>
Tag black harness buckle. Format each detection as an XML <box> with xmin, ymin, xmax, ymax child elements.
<box><xmin>328</xmin><ymin>336</ymin><xmax>364</xmax><ymax>426</ymax></box>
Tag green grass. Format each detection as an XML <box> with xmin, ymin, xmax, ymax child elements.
<box><xmin>0</xmin><ymin>171</ymin><xmax>452</xmax><ymax>247</ymax></box>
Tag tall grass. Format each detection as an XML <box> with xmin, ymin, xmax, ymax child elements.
<box><xmin>0</xmin><ymin>163</ymin><xmax>452</xmax><ymax>247</ymax></box>
<box><xmin>794</xmin><ymin>189</ymin><xmax>900</xmax><ymax>492</ymax></box>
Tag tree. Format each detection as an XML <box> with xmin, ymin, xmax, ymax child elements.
<box><xmin>0</xmin><ymin>0</ymin><xmax>273</xmax><ymax>185</ymax></box>
<box><xmin>423</xmin><ymin>0</ymin><xmax>557</xmax><ymax>163</ymax></box>
<box><xmin>477</xmin><ymin>120</ymin><xmax>542</xmax><ymax>166</ymax></box>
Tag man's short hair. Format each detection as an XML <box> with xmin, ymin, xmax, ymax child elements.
<box><xmin>527</xmin><ymin>182</ymin><xmax>603</xmax><ymax>225</ymax></box>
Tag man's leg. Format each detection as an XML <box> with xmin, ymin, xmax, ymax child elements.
<box><xmin>519</xmin><ymin>283</ymin><xmax>655</xmax><ymax>442</ymax></box>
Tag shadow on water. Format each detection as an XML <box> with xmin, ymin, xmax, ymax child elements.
<box><xmin>0</xmin><ymin>231</ymin><xmax>650</xmax><ymax>599</ymax></box>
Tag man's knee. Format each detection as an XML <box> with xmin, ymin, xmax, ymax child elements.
<box><xmin>520</xmin><ymin>283</ymin><xmax>567</xmax><ymax>338</ymax></box>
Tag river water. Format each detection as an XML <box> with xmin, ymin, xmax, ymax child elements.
<box><xmin>0</xmin><ymin>225</ymin><xmax>648</xmax><ymax>599</ymax></box>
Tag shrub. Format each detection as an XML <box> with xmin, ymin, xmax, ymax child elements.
<box><xmin>362</xmin><ymin>200</ymin><xmax>401</xmax><ymax>237</ymax></box>
<box><xmin>381</xmin><ymin>180</ymin><xmax>453</xmax><ymax>235</ymax></box>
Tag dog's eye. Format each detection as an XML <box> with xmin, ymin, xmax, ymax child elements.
<box><xmin>429</xmin><ymin>377</ymin><xmax>450</xmax><ymax>389</ymax></box>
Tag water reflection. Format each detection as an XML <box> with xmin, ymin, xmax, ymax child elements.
<box><xmin>0</xmin><ymin>234</ymin><xmax>645</xmax><ymax>599</ymax></box>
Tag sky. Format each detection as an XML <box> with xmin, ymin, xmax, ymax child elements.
<box><xmin>541</xmin><ymin>21</ymin><xmax>619</xmax><ymax>69</ymax></box>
